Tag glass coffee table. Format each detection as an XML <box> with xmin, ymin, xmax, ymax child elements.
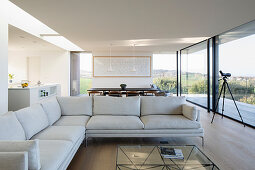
<box><xmin>116</xmin><ymin>145</ymin><xmax>219</xmax><ymax>170</ymax></box>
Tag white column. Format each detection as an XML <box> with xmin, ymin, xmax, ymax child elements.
<box><xmin>0</xmin><ymin>0</ymin><xmax>8</xmax><ymax>114</ymax></box>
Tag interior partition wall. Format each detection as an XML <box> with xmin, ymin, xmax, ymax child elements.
<box><xmin>178</xmin><ymin>20</ymin><xmax>255</xmax><ymax>127</ymax></box>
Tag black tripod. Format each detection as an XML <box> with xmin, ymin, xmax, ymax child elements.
<box><xmin>211</xmin><ymin>73</ymin><xmax>245</xmax><ymax>127</ymax></box>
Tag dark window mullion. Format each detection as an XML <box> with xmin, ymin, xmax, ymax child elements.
<box><xmin>176</xmin><ymin>51</ymin><xmax>179</xmax><ymax>96</ymax></box>
<box><xmin>212</xmin><ymin>36</ymin><xmax>219</xmax><ymax>112</ymax></box>
<box><xmin>207</xmin><ymin>39</ymin><xmax>211</xmax><ymax>112</ymax></box>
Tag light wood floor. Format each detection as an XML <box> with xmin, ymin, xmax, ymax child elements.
<box><xmin>67</xmin><ymin>108</ymin><xmax>255</xmax><ymax>170</ymax></box>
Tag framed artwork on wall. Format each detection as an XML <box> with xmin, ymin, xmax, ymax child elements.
<box><xmin>93</xmin><ymin>56</ymin><xmax>151</xmax><ymax>77</ymax></box>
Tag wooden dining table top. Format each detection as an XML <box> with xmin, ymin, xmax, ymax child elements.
<box><xmin>87</xmin><ymin>88</ymin><xmax>158</xmax><ymax>92</ymax></box>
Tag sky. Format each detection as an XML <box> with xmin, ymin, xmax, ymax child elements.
<box><xmin>219</xmin><ymin>34</ymin><xmax>255</xmax><ymax>77</ymax></box>
<box><xmin>80</xmin><ymin>53</ymin><xmax>92</xmax><ymax>72</ymax></box>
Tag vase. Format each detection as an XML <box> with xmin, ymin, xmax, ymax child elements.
<box><xmin>120</xmin><ymin>84</ymin><xmax>127</xmax><ymax>90</ymax></box>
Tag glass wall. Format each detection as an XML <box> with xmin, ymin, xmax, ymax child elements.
<box><xmin>80</xmin><ymin>53</ymin><xmax>92</xmax><ymax>94</ymax></box>
<box><xmin>218</xmin><ymin>21</ymin><xmax>255</xmax><ymax>126</ymax></box>
<box><xmin>153</xmin><ymin>54</ymin><xmax>177</xmax><ymax>94</ymax></box>
<box><xmin>180</xmin><ymin>41</ymin><xmax>208</xmax><ymax>108</ymax></box>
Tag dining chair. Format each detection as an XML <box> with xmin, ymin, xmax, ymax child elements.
<box><xmin>88</xmin><ymin>91</ymin><xmax>103</xmax><ymax>96</ymax></box>
<box><xmin>108</xmin><ymin>91</ymin><xmax>122</xmax><ymax>97</ymax></box>
<box><xmin>143</xmin><ymin>90</ymin><xmax>158</xmax><ymax>96</ymax></box>
<box><xmin>126</xmin><ymin>91</ymin><xmax>140</xmax><ymax>97</ymax></box>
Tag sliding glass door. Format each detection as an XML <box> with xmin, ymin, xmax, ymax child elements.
<box><xmin>180</xmin><ymin>41</ymin><xmax>208</xmax><ymax>108</ymax></box>
<box><xmin>178</xmin><ymin>20</ymin><xmax>255</xmax><ymax>127</ymax></box>
<box><xmin>217</xmin><ymin>21</ymin><xmax>255</xmax><ymax>126</ymax></box>
<box><xmin>153</xmin><ymin>54</ymin><xmax>177</xmax><ymax>95</ymax></box>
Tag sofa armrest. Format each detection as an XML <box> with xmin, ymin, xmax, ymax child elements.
<box><xmin>0</xmin><ymin>140</ymin><xmax>40</xmax><ymax>170</ymax></box>
<box><xmin>182</xmin><ymin>104</ymin><xmax>200</xmax><ymax>121</ymax></box>
<box><xmin>0</xmin><ymin>152</ymin><xmax>28</xmax><ymax>170</ymax></box>
<box><xmin>196</xmin><ymin>109</ymin><xmax>200</xmax><ymax>122</ymax></box>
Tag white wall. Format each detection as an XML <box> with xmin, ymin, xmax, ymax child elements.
<box><xmin>92</xmin><ymin>51</ymin><xmax>153</xmax><ymax>88</ymax></box>
<box><xmin>8</xmin><ymin>50</ymin><xmax>70</xmax><ymax>96</ymax></box>
<box><xmin>28</xmin><ymin>56</ymin><xmax>40</xmax><ymax>84</ymax></box>
<box><xmin>0</xmin><ymin>0</ymin><xmax>8</xmax><ymax>115</ymax></box>
<box><xmin>8</xmin><ymin>51</ymin><xmax>28</xmax><ymax>83</ymax></box>
<box><xmin>39</xmin><ymin>51</ymin><xmax>70</xmax><ymax>96</ymax></box>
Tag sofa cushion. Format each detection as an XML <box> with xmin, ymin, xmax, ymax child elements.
<box><xmin>32</xmin><ymin>126</ymin><xmax>85</xmax><ymax>143</ymax></box>
<box><xmin>93</xmin><ymin>96</ymin><xmax>140</xmax><ymax>116</ymax></box>
<box><xmin>41</xmin><ymin>97</ymin><xmax>61</xmax><ymax>125</ymax></box>
<box><xmin>53</xmin><ymin>116</ymin><xmax>90</xmax><ymax>127</ymax></box>
<box><xmin>141</xmin><ymin>96</ymin><xmax>186</xmax><ymax>116</ymax></box>
<box><xmin>0</xmin><ymin>140</ymin><xmax>40</xmax><ymax>170</ymax></box>
<box><xmin>86</xmin><ymin>115</ymin><xmax>144</xmax><ymax>130</ymax></box>
<box><xmin>15</xmin><ymin>104</ymin><xmax>49</xmax><ymax>139</ymax></box>
<box><xmin>39</xmin><ymin>140</ymin><xmax>72</xmax><ymax>170</ymax></box>
<box><xmin>0</xmin><ymin>112</ymin><xmax>26</xmax><ymax>140</ymax></box>
<box><xmin>57</xmin><ymin>96</ymin><xmax>92</xmax><ymax>116</ymax></box>
<box><xmin>141</xmin><ymin>115</ymin><xmax>201</xmax><ymax>129</ymax></box>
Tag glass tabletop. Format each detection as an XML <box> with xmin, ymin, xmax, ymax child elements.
<box><xmin>116</xmin><ymin>145</ymin><xmax>219</xmax><ymax>170</ymax></box>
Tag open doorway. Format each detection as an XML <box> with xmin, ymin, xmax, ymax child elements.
<box><xmin>80</xmin><ymin>53</ymin><xmax>92</xmax><ymax>94</ymax></box>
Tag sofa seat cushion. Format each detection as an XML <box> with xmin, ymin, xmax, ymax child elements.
<box><xmin>39</xmin><ymin>140</ymin><xmax>72</xmax><ymax>170</ymax></box>
<box><xmin>57</xmin><ymin>96</ymin><xmax>92</xmax><ymax>116</ymax></box>
<box><xmin>0</xmin><ymin>112</ymin><xmax>26</xmax><ymax>140</ymax></box>
<box><xmin>93</xmin><ymin>96</ymin><xmax>140</xmax><ymax>116</ymax></box>
<box><xmin>141</xmin><ymin>115</ymin><xmax>201</xmax><ymax>129</ymax></box>
<box><xmin>32</xmin><ymin>126</ymin><xmax>85</xmax><ymax>143</ymax></box>
<box><xmin>41</xmin><ymin>97</ymin><xmax>61</xmax><ymax>125</ymax></box>
<box><xmin>141</xmin><ymin>96</ymin><xmax>186</xmax><ymax>116</ymax></box>
<box><xmin>86</xmin><ymin>115</ymin><xmax>144</xmax><ymax>130</ymax></box>
<box><xmin>53</xmin><ymin>116</ymin><xmax>90</xmax><ymax>127</ymax></box>
<box><xmin>15</xmin><ymin>104</ymin><xmax>49</xmax><ymax>139</ymax></box>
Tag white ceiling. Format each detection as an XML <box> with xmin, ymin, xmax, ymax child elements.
<box><xmin>10</xmin><ymin>0</ymin><xmax>255</xmax><ymax>54</ymax></box>
<box><xmin>8</xmin><ymin>25</ymin><xmax>63</xmax><ymax>52</ymax></box>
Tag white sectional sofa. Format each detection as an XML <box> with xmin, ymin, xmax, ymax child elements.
<box><xmin>0</xmin><ymin>96</ymin><xmax>203</xmax><ymax>170</ymax></box>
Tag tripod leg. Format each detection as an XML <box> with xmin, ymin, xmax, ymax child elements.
<box><xmin>221</xmin><ymin>83</ymin><xmax>226</xmax><ymax>119</ymax></box>
<box><xmin>211</xmin><ymin>82</ymin><xmax>224</xmax><ymax>123</ymax></box>
<box><xmin>226</xmin><ymin>82</ymin><xmax>245</xmax><ymax>127</ymax></box>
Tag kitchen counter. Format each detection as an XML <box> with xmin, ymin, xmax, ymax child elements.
<box><xmin>8</xmin><ymin>84</ymin><xmax>61</xmax><ymax>111</ymax></box>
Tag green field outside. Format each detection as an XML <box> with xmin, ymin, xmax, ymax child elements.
<box><xmin>80</xmin><ymin>77</ymin><xmax>92</xmax><ymax>94</ymax></box>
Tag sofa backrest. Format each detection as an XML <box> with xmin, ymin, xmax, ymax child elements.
<box><xmin>0</xmin><ymin>112</ymin><xmax>26</xmax><ymax>140</ymax></box>
<box><xmin>41</xmin><ymin>97</ymin><xmax>61</xmax><ymax>125</ymax></box>
<box><xmin>93</xmin><ymin>96</ymin><xmax>140</xmax><ymax>116</ymax></box>
<box><xmin>141</xmin><ymin>96</ymin><xmax>186</xmax><ymax>116</ymax></box>
<box><xmin>15</xmin><ymin>104</ymin><xmax>50</xmax><ymax>139</ymax></box>
<box><xmin>57</xmin><ymin>96</ymin><xmax>92</xmax><ymax>116</ymax></box>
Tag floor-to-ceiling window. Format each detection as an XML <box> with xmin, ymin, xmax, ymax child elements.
<box><xmin>153</xmin><ymin>54</ymin><xmax>177</xmax><ymax>95</ymax></box>
<box><xmin>80</xmin><ymin>53</ymin><xmax>92</xmax><ymax>94</ymax></box>
<box><xmin>180</xmin><ymin>41</ymin><xmax>208</xmax><ymax>108</ymax></box>
<box><xmin>217</xmin><ymin>21</ymin><xmax>255</xmax><ymax>126</ymax></box>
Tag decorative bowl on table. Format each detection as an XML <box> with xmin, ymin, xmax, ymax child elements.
<box><xmin>120</xmin><ymin>84</ymin><xmax>127</xmax><ymax>90</ymax></box>
<box><xmin>21</xmin><ymin>80</ymin><xmax>29</xmax><ymax>88</ymax></box>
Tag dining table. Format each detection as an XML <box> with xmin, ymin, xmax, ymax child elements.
<box><xmin>87</xmin><ymin>88</ymin><xmax>158</xmax><ymax>95</ymax></box>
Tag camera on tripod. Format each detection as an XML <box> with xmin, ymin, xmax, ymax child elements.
<box><xmin>211</xmin><ymin>70</ymin><xmax>245</xmax><ymax>127</ymax></box>
<box><xmin>219</xmin><ymin>70</ymin><xmax>231</xmax><ymax>78</ymax></box>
